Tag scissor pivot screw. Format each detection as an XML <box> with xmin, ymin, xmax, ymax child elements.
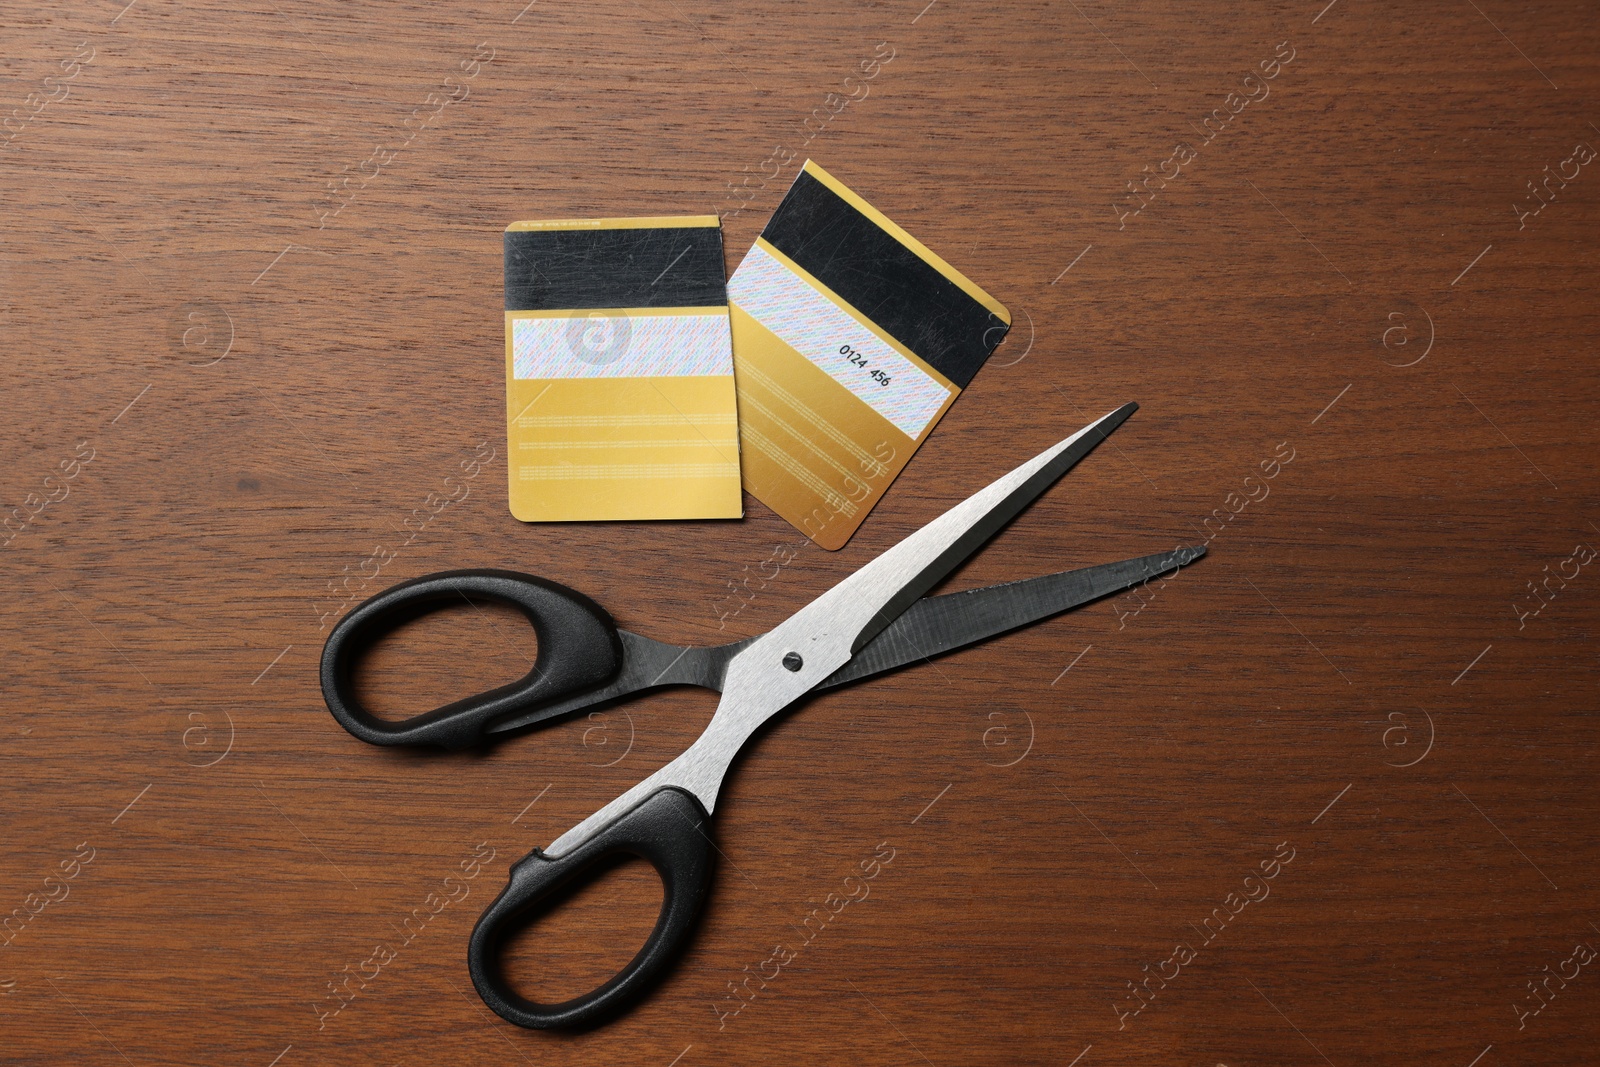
<box><xmin>782</xmin><ymin>652</ymin><xmax>803</xmax><ymax>672</ymax></box>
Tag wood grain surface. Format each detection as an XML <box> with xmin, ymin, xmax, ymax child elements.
<box><xmin>3</xmin><ymin>1</ymin><xmax>1598</xmax><ymax>1064</ymax></box>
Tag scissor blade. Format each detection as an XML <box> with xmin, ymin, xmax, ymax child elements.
<box><xmin>695</xmin><ymin>406</ymin><xmax>1134</xmax><ymax>759</ymax></box>
<box><xmin>772</xmin><ymin>403</ymin><xmax>1138</xmax><ymax>666</ymax></box>
<box><xmin>821</xmin><ymin>544</ymin><xmax>1204</xmax><ymax>690</ymax></box>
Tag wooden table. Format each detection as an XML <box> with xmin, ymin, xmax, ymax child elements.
<box><xmin>3</xmin><ymin>1</ymin><xmax>1596</xmax><ymax>1063</ymax></box>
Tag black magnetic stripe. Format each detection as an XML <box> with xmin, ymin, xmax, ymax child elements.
<box><xmin>504</xmin><ymin>225</ymin><xmax>726</xmax><ymax>311</ymax></box>
<box><xmin>758</xmin><ymin>170</ymin><xmax>1007</xmax><ymax>388</ymax></box>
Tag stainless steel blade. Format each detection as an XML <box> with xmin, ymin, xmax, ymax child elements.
<box><xmin>818</xmin><ymin>544</ymin><xmax>1205</xmax><ymax>690</ymax></box>
<box><xmin>838</xmin><ymin>401</ymin><xmax>1141</xmax><ymax>658</ymax></box>
<box><xmin>546</xmin><ymin>404</ymin><xmax>1137</xmax><ymax>857</ymax></box>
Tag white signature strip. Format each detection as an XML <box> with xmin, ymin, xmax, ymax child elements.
<box><xmin>512</xmin><ymin>311</ymin><xmax>732</xmax><ymax>379</ymax></box>
<box><xmin>728</xmin><ymin>243</ymin><xmax>951</xmax><ymax>439</ymax></box>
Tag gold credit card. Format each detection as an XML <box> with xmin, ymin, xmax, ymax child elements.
<box><xmin>503</xmin><ymin>216</ymin><xmax>742</xmax><ymax>522</ymax></box>
<box><xmin>727</xmin><ymin>161</ymin><xmax>1011</xmax><ymax>549</ymax></box>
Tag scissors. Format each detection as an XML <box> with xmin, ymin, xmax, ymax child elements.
<box><xmin>320</xmin><ymin>402</ymin><xmax>1203</xmax><ymax>1029</ymax></box>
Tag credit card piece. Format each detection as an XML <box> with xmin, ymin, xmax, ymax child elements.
<box><xmin>727</xmin><ymin>161</ymin><xmax>1010</xmax><ymax>549</ymax></box>
<box><xmin>504</xmin><ymin>216</ymin><xmax>742</xmax><ymax>522</ymax></box>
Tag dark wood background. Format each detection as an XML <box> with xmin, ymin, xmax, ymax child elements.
<box><xmin>3</xmin><ymin>1</ymin><xmax>1597</xmax><ymax>1064</ymax></box>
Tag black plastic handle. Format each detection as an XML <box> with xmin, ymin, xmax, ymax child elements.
<box><xmin>320</xmin><ymin>569</ymin><xmax>622</xmax><ymax>750</ymax></box>
<box><xmin>468</xmin><ymin>786</ymin><xmax>715</xmax><ymax>1029</ymax></box>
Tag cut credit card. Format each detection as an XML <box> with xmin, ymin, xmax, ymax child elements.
<box><xmin>503</xmin><ymin>216</ymin><xmax>742</xmax><ymax>522</ymax></box>
<box><xmin>727</xmin><ymin>161</ymin><xmax>1010</xmax><ymax>549</ymax></box>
